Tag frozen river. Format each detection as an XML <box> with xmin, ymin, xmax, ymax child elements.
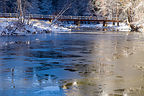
<box><xmin>0</xmin><ymin>32</ymin><xmax>144</xmax><ymax>96</ymax></box>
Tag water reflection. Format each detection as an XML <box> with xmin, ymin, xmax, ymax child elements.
<box><xmin>0</xmin><ymin>33</ymin><xmax>144</xmax><ymax>96</ymax></box>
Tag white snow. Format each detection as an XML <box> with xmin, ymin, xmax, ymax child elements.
<box><xmin>80</xmin><ymin>24</ymin><xmax>103</xmax><ymax>28</ymax></box>
<box><xmin>1</xmin><ymin>18</ymin><xmax>143</xmax><ymax>35</ymax></box>
<box><xmin>30</xmin><ymin>19</ymin><xmax>71</xmax><ymax>32</ymax></box>
<box><xmin>65</xmin><ymin>22</ymin><xmax>131</xmax><ymax>32</ymax></box>
<box><xmin>0</xmin><ymin>18</ymin><xmax>71</xmax><ymax>35</ymax></box>
<box><xmin>115</xmin><ymin>23</ymin><xmax>131</xmax><ymax>32</ymax></box>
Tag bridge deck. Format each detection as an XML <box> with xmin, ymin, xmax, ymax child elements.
<box><xmin>0</xmin><ymin>13</ymin><xmax>122</xmax><ymax>23</ymax></box>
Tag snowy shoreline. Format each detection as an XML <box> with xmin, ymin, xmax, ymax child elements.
<box><xmin>64</xmin><ymin>22</ymin><xmax>132</xmax><ymax>32</ymax></box>
<box><xmin>0</xmin><ymin>18</ymin><xmax>143</xmax><ymax>36</ymax></box>
<box><xmin>0</xmin><ymin>18</ymin><xmax>71</xmax><ymax>35</ymax></box>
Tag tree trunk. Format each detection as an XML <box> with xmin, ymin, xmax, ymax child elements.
<box><xmin>17</xmin><ymin>0</ymin><xmax>24</xmax><ymax>23</ymax></box>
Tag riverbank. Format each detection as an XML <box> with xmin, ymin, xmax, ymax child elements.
<box><xmin>0</xmin><ymin>18</ymin><xmax>71</xmax><ymax>35</ymax></box>
<box><xmin>0</xmin><ymin>18</ymin><xmax>143</xmax><ymax>36</ymax></box>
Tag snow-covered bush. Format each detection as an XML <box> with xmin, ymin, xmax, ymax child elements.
<box><xmin>0</xmin><ymin>20</ymin><xmax>50</xmax><ymax>35</ymax></box>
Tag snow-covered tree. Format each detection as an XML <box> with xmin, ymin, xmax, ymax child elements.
<box><xmin>17</xmin><ymin>0</ymin><xmax>24</xmax><ymax>22</ymax></box>
<box><xmin>17</xmin><ymin>0</ymin><xmax>31</xmax><ymax>22</ymax></box>
<box><xmin>92</xmin><ymin>0</ymin><xmax>144</xmax><ymax>31</ymax></box>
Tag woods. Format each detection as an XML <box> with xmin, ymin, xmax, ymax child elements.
<box><xmin>0</xmin><ymin>0</ymin><xmax>90</xmax><ymax>16</ymax></box>
<box><xmin>91</xmin><ymin>0</ymin><xmax>144</xmax><ymax>31</ymax></box>
<box><xmin>1</xmin><ymin>1</ymin><xmax>144</xmax><ymax>96</ymax></box>
<box><xmin>0</xmin><ymin>0</ymin><xmax>144</xmax><ymax>31</ymax></box>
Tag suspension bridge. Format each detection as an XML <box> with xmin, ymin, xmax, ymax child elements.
<box><xmin>0</xmin><ymin>13</ymin><xmax>121</xmax><ymax>26</ymax></box>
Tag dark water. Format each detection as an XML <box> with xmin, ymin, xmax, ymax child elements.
<box><xmin>0</xmin><ymin>32</ymin><xmax>144</xmax><ymax>96</ymax></box>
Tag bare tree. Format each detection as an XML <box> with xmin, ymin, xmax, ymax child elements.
<box><xmin>92</xmin><ymin>0</ymin><xmax>144</xmax><ymax>31</ymax></box>
<box><xmin>17</xmin><ymin>0</ymin><xmax>24</xmax><ymax>23</ymax></box>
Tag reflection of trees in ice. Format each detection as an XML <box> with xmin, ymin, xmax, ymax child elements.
<box><xmin>60</xmin><ymin>33</ymin><xmax>144</xmax><ymax>96</ymax></box>
<box><xmin>1</xmin><ymin>33</ymin><xmax>144</xmax><ymax>96</ymax></box>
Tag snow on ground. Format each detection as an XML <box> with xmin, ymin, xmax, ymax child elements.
<box><xmin>87</xmin><ymin>23</ymin><xmax>131</xmax><ymax>31</ymax></box>
<box><xmin>64</xmin><ymin>24</ymin><xmax>103</xmax><ymax>29</ymax></box>
<box><xmin>0</xmin><ymin>18</ymin><xmax>143</xmax><ymax>36</ymax></box>
<box><xmin>0</xmin><ymin>18</ymin><xmax>71</xmax><ymax>35</ymax></box>
<box><xmin>111</xmin><ymin>23</ymin><xmax>131</xmax><ymax>32</ymax></box>
<box><xmin>30</xmin><ymin>19</ymin><xmax>71</xmax><ymax>32</ymax></box>
<box><xmin>65</xmin><ymin>22</ymin><xmax>131</xmax><ymax>32</ymax></box>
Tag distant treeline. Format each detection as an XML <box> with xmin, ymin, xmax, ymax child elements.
<box><xmin>0</xmin><ymin>0</ymin><xmax>90</xmax><ymax>16</ymax></box>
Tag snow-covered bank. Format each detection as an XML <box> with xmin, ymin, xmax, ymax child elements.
<box><xmin>0</xmin><ymin>18</ymin><xmax>71</xmax><ymax>35</ymax></box>
<box><xmin>64</xmin><ymin>22</ymin><xmax>131</xmax><ymax>32</ymax></box>
<box><xmin>0</xmin><ymin>18</ymin><xmax>143</xmax><ymax>36</ymax></box>
<box><xmin>29</xmin><ymin>19</ymin><xmax>71</xmax><ymax>32</ymax></box>
<box><xmin>114</xmin><ymin>23</ymin><xmax>131</xmax><ymax>32</ymax></box>
<box><xmin>129</xmin><ymin>22</ymin><xmax>144</xmax><ymax>32</ymax></box>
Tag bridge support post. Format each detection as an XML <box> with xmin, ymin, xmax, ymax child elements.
<box><xmin>103</xmin><ymin>21</ymin><xmax>107</xmax><ymax>27</ymax></box>
<box><xmin>75</xmin><ymin>21</ymin><xmax>80</xmax><ymax>26</ymax></box>
<box><xmin>67</xmin><ymin>21</ymin><xmax>69</xmax><ymax>24</ymax></box>
<box><xmin>113</xmin><ymin>22</ymin><xmax>115</xmax><ymax>26</ymax></box>
<box><xmin>81</xmin><ymin>21</ymin><xmax>84</xmax><ymax>24</ymax></box>
<box><xmin>116</xmin><ymin>21</ymin><xmax>120</xmax><ymax>31</ymax></box>
<box><xmin>49</xmin><ymin>19</ymin><xmax>53</xmax><ymax>23</ymax></box>
<box><xmin>103</xmin><ymin>21</ymin><xmax>107</xmax><ymax>31</ymax></box>
<box><xmin>117</xmin><ymin>22</ymin><xmax>119</xmax><ymax>26</ymax></box>
<box><xmin>112</xmin><ymin>22</ymin><xmax>116</xmax><ymax>31</ymax></box>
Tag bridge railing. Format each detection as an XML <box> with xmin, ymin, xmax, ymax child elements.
<box><xmin>0</xmin><ymin>13</ymin><xmax>123</xmax><ymax>21</ymax></box>
<box><xmin>0</xmin><ymin>13</ymin><xmax>17</xmax><ymax>17</ymax></box>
